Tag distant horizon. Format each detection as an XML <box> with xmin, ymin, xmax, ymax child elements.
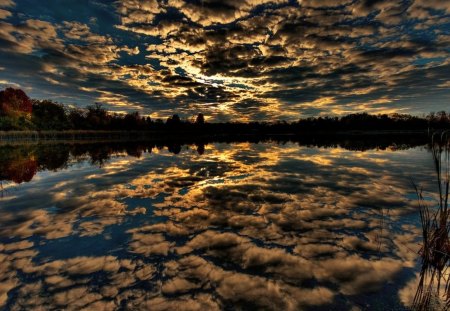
<box><xmin>2</xmin><ymin>86</ymin><xmax>450</xmax><ymax>134</ymax></box>
<box><xmin>2</xmin><ymin>86</ymin><xmax>450</xmax><ymax>122</ymax></box>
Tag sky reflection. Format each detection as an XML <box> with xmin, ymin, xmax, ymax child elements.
<box><xmin>0</xmin><ymin>141</ymin><xmax>437</xmax><ymax>310</ymax></box>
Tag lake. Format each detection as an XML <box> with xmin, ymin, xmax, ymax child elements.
<box><xmin>0</xmin><ymin>138</ymin><xmax>438</xmax><ymax>310</ymax></box>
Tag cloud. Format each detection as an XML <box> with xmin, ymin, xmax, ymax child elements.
<box><xmin>0</xmin><ymin>8</ymin><xmax>11</xmax><ymax>19</ymax></box>
<box><xmin>0</xmin><ymin>0</ymin><xmax>449</xmax><ymax>119</ymax></box>
<box><xmin>167</xmin><ymin>0</ymin><xmax>289</xmax><ymax>26</ymax></box>
<box><xmin>0</xmin><ymin>0</ymin><xmax>14</xmax><ymax>8</ymax></box>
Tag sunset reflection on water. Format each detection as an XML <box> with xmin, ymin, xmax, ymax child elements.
<box><xmin>0</xmin><ymin>141</ymin><xmax>436</xmax><ymax>310</ymax></box>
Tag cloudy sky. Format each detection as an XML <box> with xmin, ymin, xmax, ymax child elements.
<box><xmin>0</xmin><ymin>0</ymin><xmax>449</xmax><ymax>121</ymax></box>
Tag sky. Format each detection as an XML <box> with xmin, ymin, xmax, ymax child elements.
<box><xmin>0</xmin><ymin>0</ymin><xmax>449</xmax><ymax>121</ymax></box>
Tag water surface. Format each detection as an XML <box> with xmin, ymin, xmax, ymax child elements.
<box><xmin>0</xmin><ymin>139</ymin><xmax>436</xmax><ymax>310</ymax></box>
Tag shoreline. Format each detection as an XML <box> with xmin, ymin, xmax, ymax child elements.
<box><xmin>0</xmin><ymin>129</ymin><xmax>434</xmax><ymax>146</ymax></box>
<box><xmin>0</xmin><ymin>129</ymin><xmax>431</xmax><ymax>140</ymax></box>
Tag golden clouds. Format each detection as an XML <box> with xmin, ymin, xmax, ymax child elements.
<box><xmin>0</xmin><ymin>0</ymin><xmax>447</xmax><ymax>119</ymax></box>
<box><xmin>111</xmin><ymin>0</ymin><xmax>449</xmax><ymax>118</ymax></box>
<box><xmin>166</xmin><ymin>0</ymin><xmax>289</xmax><ymax>26</ymax></box>
<box><xmin>0</xmin><ymin>0</ymin><xmax>14</xmax><ymax>8</ymax></box>
<box><xmin>0</xmin><ymin>8</ymin><xmax>11</xmax><ymax>19</ymax></box>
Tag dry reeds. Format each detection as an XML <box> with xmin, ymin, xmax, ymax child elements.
<box><xmin>413</xmin><ymin>131</ymin><xmax>450</xmax><ymax>310</ymax></box>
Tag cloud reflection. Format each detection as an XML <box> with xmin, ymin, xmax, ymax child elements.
<box><xmin>0</xmin><ymin>141</ymin><xmax>437</xmax><ymax>309</ymax></box>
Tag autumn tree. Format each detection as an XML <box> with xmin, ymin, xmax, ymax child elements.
<box><xmin>0</xmin><ymin>88</ymin><xmax>32</xmax><ymax>117</ymax></box>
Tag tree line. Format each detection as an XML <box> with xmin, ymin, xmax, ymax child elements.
<box><xmin>0</xmin><ymin>87</ymin><xmax>449</xmax><ymax>132</ymax></box>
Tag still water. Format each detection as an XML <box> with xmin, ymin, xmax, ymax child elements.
<box><xmin>0</xmin><ymin>139</ymin><xmax>437</xmax><ymax>310</ymax></box>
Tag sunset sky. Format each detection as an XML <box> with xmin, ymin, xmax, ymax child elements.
<box><xmin>0</xmin><ymin>0</ymin><xmax>449</xmax><ymax>121</ymax></box>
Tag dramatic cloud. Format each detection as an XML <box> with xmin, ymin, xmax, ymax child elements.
<box><xmin>0</xmin><ymin>0</ymin><xmax>448</xmax><ymax>120</ymax></box>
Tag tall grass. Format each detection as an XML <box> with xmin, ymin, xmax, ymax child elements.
<box><xmin>413</xmin><ymin>131</ymin><xmax>450</xmax><ymax>310</ymax></box>
<box><xmin>0</xmin><ymin>130</ymin><xmax>161</xmax><ymax>141</ymax></box>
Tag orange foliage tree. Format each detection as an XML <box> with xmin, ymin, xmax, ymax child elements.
<box><xmin>0</xmin><ymin>87</ymin><xmax>32</xmax><ymax>116</ymax></box>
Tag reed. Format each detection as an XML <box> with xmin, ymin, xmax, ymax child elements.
<box><xmin>0</xmin><ymin>130</ymin><xmax>161</xmax><ymax>141</ymax></box>
<box><xmin>413</xmin><ymin>131</ymin><xmax>450</xmax><ymax>310</ymax></box>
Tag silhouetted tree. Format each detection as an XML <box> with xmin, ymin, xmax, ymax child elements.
<box><xmin>195</xmin><ymin>113</ymin><xmax>205</xmax><ymax>125</ymax></box>
<box><xmin>68</xmin><ymin>108</ymin><xmax>88</xmax><ymax>129</ymax></box>
<box><xmin>124</xmin><ymin>111</ymin><xmax>144</xmax><ymax>130</ymax></box>
<box><xmin>166</xmin><ymin>114</ymin><xmax>181</xmax><ymax>128</ymax></box>
<box><xmin>145</xmin><ymin>116</ymin><xmax>152</xmax><ymax>127</ymax></box>
<box><xmin>32</xmin><ymin>100</ymin><xmax>69</xmax><ymax>130</ymax></box>
<box><xmin>86</xmin><ymin>103</ymin><xmax>109</xmax><ymax>129</ymax></box>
